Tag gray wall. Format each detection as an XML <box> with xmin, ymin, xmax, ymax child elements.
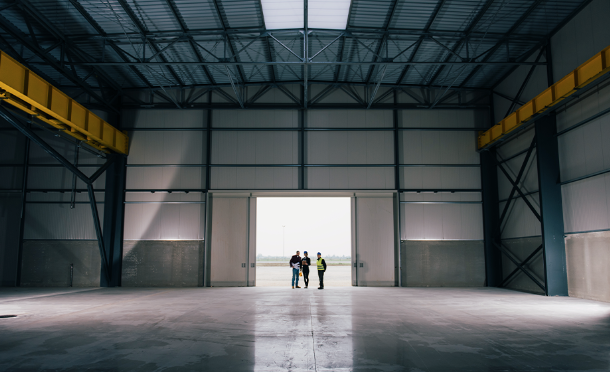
<box><xmin>491</xmin><ymin>0</ymin><xmax>610</xmax><ymax>301</ymax></box>
<box><xmin>20</xmin><ymin>240</ymin><xmax>100</xmax><ymax>287</ymax></box>
<box><xmin>400</xmin><ymin>240</ymin><xmax>485</xmax><ymax>287</ymax></box>
<box><xmin>0</xmin><ymin>125</ymin><xmax>25</xmax><ymax>287</ymax></box>
<box><xmin>122</xmin><ymin>240</ymin><xmax>204</xmax><ymax>287</ymax></box>
<box><xmin>565</xmin><ymin>231</ymin><xmax>610</xmax><ymax>302</ymax></box>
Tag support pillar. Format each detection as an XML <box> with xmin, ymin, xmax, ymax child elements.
<box><xmin>480</xmin><ymin>148</ymin><xmax>502</xmax><ymax>287</ymax></box>
<box><xmin>101</xmin><ymin>155</ymin><xmax>127</xmax><ymax>287</ymax></box>
<box><xmin>535</xmin><ymin>116</ymin><xmax>568</xmax><ymax>296</ymax></box>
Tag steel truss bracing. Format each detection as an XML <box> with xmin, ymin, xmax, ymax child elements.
<box><xmin>0</xmin><ymin>105</ymin><xmax>125</xmax><ymax>287</ymax></box>
<box><xmin>0</xmin><ymin>0</ymin><xmax>590</xmax><ymax>111</ymax></box>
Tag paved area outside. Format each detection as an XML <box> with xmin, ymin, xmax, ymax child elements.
<box><xmin>256</xmin><ymin>265</ymin><xmax>351</xmax><ymax>287</ymax></box>
<box><xmin>1</xmin><ymin>287</ymin><xmax>610</xmax><ymax>371</ymax></box>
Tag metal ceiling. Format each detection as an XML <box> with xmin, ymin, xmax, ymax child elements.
<box><xmin>0</xmin><ymin>0</ymin><xmax>591</xmax><ymax>110</ymax></box>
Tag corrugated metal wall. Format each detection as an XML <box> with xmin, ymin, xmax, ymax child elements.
<box><xmin>123</xmin><ymin>109</ymin><xmax>208</xmax><ymax>240</ymax></box>
<box><xmin>552</xmin><ymin>0</ymin><xmax>610</xmax><ymax>234</ymax></box>
<box><xmin>120</xmin><ymin>99</ymin><xmax>486</xmax><ymax>242</ymax></box>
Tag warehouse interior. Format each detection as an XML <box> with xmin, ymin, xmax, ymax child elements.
<box><xmin>1</xmin><ymin>0</ymin><xmax>610</xmax><ymax>370</ymax></box>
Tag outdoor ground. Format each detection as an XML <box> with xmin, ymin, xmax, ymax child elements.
<box><xmin>255</xmin><ymin>265</ymin><xmax>351</xmax><ymax>287</ymax></box>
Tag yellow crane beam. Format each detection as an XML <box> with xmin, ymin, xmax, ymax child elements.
<box><xmin>479</xmin><ymin>44</ymin><xmax>610</xmax><ymax>149</ymax></box>
<box><xmin>0</xmin><ymin>50</ymin><xmax>128</xmax><ymax>155</ymax></box>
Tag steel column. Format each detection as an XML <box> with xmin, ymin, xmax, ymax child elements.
<box><xmin>101</xmin><ymin>155</ymin><xmax>126</xmax><ymax>287</ymax></box>
<box><xmin>480</xmin><ymin>148</ymin><xmax>502</xmax><ymax>286</ymax></box>
<box><xmin>15</xmin><ymin>121</ymin><xmax>30</xmax><ymax>286</ymax></box>
<box><xmin>535</xmin><ymin>115</ymin><xmax>568</xmax><ymax>296</ymax></box>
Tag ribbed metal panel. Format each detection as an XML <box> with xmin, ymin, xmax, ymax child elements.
<box><xmin>348</xmin><ymin>0</ymin><xmax>393</xmax><ymax>29</ymax></box>
<box><xmin>307</xmin><ymin>167</ymin><xmax>394</xmax><ymax>189</ymax></box>
<box><xmin>401</xmin><ymin>166</ymin><xmax>480</xmax><ymax>189</ymax></box>
<box><xmin>124</xmin><ymin>202</ymin><xmax>204</xmax><ymax>240</ymax></box>
<box><xmin>173</xmin><ymin>0</ymin><xmax>221</xmax><ymax>29</ymax></box>
<box><xmin>558</xmin><ymin>114</ymin><xmax>610</xmax><ymax>182</ymax></box>
<box><xmin>0</xmin><ymin>167</ymin><xmax>23</xmax><ymax>190</ymax></box>
<box><xmin>126</xmin><ymin>166</ymin><xmax>205</xmax><ymax>190</ymax></box>
<box><xmin>517</xmin><ymin>0</ymin><xmax>585</xmax><ymax>36</ymax></box>
<box><xmin>127</xmin><ymin>131</ymin><xmax>206</xmax><ymax>165</ymax></box>
<box><xmin>0</xmin><ymin>131</ymin><xmax>25</xmax><ymax>163</ymax></box>
<box><xmin>551</xmin><ymin>0</ymin><xmax>610</xmax><ymax>78</ymax></box>
<box><xmin>401</xmin><ymin>203</ymin><xmax>483</xmax><ymax>240</ymax></box>
<box><xmin>213</xmin><ymin>110</ymin><xmax>299</xmax><ymax>128</ymax></box>
<box><xmin>400</xmin><ymin>130</ymin><xmax>479</xmax><ymax>164</ymax></box>
<box><xmin>307</xmin><ymin>131</ymin><xmax>394</xmax><ymax>164</ymax></box>
<box><xmin>24</xmin><ymin>203</ymin><xmax>103</xmax><ymax>239</ymax></box>
<box><xmin>497</xmin><ymin>152</ymin><xmax>538</xmax><ymax>201</ymax></box>
<box><xmin>308</xmin><ymin>109</ymin><xmax>392</xmax><ymax>127</ymax></box>
<box><xmin>122</xmin><ymin>109</ymin><xmax>207</xmax><ymax>129</ymax></box>
<box><xmin>220</xmin><ymin>0</ymin><xmax>263</xmax><ymax>28</ymax></box>
<box><xmin>212</xmin><ymin>131</ymin><xmax>298</xmax><ymax>164</ymax></box>
<box><xmin>400</xmin><ymin>109</ymin><xmax>487</xmax><ymax>128</ymax></box>
<box><xmin>561</xmin><ymin>174</ymin><xmax>610</xmax><ymax>233</ymax></box>
<box><xmin>390</xmin><ymin>0</ymin><xmax>438</xmax><ymax>29</ymax></box>
<box><xmin>251</xmin><ymin>84</ymin><xmax>301</xmax><ymax>104</ymax></box>
<box><xmin>211</xmin><ymin>167</ymin><xmax>299</xmax><ymax>189</ymax></box>
<box><xmin>430</xmin><ymin>0</ymin><xmax>482</xmax><ymax>32</ymax></box>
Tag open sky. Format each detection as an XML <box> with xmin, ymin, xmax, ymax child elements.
<box><xmin>256</xmin><ymin>197</ymin><xmax>351</xmax><ymax>258</ymax></box>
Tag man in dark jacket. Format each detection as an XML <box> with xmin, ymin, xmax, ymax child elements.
<box><xmin>289</xmin><ymin>251</ymin><xmax>302</xmax><ymax>289</ymax></box>
<box><xmin>316</xmin><ymin>252</ymin><xmax>327</xmax><ymax>290</ymax></box>
<box><xmin>301</xmin><ymin>251</ymin><xmax>311</xmax><ymax>288</ymax></box>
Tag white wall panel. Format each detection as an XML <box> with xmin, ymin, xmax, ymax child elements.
<box><xmin>401</xmin><ymin>167</ymin><xmax>480</xmax><ymax>189</ymax></box>
<box><xmin>212</xmin><ymin>131</ymin><xmax>298</xmax><ymax>164</ymax></box>
<box><xmin>122</xmin><ymin>109</ymin><xmax>206</xmax><ymax>129</ymax></box>
<box><xmin>496</xmin><ymin>128</ymin><xmax>535</xmax><ymax>159</ymax></box>
<box><xmin>355</xmin><ymin>197</ymin><xmax>395</xmax><ymax>286</ymax></box>
<box><xmin>551</xmin><ymin>0</ymin><xmax>610</xmax><ymax>79</ymax></box>
<box><xmin>126</xmin><ymin>167</ymin><xmax>205</xmax><ymax>190</ymax></box>
<box><xmin>399</xmin><ymin>109</ymin><xmax>487</xmax><ymax>128</ymax></box>
<box><xmin>561</xmin><ymin>175</ymin><xmax>610</xmax><ymax>233</ymax></box>
<box><xmin>211</xmin><ymin>167</ymin><xmax>298</xmax><ymax>189</ymax></box>
<box><xmin>213</xmin><ymin>110</ymin><xmax>299</xmax><ymax>128</ymax></box>
<box><xmin>400</xmin><ymin>131</ymin><xmax>479</xmax><ymax>164</ymax></box>
<box><xmin>127</xmin><ymin>131</ymin><xmax>206</xmax><ymax>164</ymax></box>
<box><xmin>124</xmin><ymin>203</ymin><xmax>204</xmax><ymax>240</ymax></box>
<box><xmin>209</xmin><ymin>197</ymin><xmax>249</xmax><ymax>286</ymax></box>
<box><xmin>24</xmin><ymin>203</ymin><xmax>103</xmax><ymax>240</ymax></box>
<box><xmin>307</xmin><ymin>167</ymin><xmax>394</xmax><ymax>189</ymax></box>
<box><xmin>307</xmin><ymin>131</ymin><xmax>393</xmax><ymax>164</ymax></box>
<box><xmin>307</xmin><ymin>110</ymin><xmax>392</xmax><ymax>128</ymax></box>
<box><xmin>558</xmin><ymin>110</ymin><xmax>610</xmax><ymax>182</ymax></box>
<box><xmin>400</xmin><ymin>203</ymin><xmax>483</xmax><ymax>240</ymax></box>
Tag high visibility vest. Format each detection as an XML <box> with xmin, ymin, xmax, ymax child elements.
<box><xmin>317</xmin><ymin>258</ymin><xmax>324</xmax><ymax>271</ymax></box>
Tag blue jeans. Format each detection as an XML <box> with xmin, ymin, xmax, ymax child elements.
<box><xmin>292</xmin><ymin>268</ymin><xmax>300</xmax><ymax>287</ymax></box>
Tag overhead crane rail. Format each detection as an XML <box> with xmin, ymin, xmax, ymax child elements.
<box><xmin>0</xmin><ymin>50</ymin><xmax>128</xmax><ymax>155</ymax></box>
<box><xmin>478</xmin><ymin>44</ymin><xmax>610</xmax><ymax>149</ymax></box>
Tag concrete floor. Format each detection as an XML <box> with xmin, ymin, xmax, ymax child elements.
<box><xmin>256</xmin><ymin>266</ymin><xmax>351</xmax><ymax>287</ymax></box>
<box><xmin>1</xmin><ymin>287</ymin><xmax>610</xmax><ymax>371</ymax></box>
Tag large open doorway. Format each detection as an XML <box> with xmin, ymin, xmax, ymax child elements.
<box><xmin>255</xmin><ymin>197</ymin><xmax>351</xmax><ymax>287</ymax></box>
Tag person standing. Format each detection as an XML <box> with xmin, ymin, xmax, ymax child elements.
<box><xmin>289</xmin><ymin>251</ymin><xmax>302</xmax><ymax>289</ymax></box>
<box><xmin>301</xmin><ymin>251</ymin><xmax>311</xmax><ymax>288</ymax></box>
<box><xmin>316</xmin><ymin>252</ymin><xmax>327</xmax><ymax>290</ymax></box>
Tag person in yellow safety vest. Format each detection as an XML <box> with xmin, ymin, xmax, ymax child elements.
<box><xmin>316</xmin><ymin>252</ymin><xmax>327</xmax><ymax>290</ymax></box>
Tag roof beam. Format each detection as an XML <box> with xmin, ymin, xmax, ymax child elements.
<box><xmin>0</xmin><ymin>11</ymin><xmax>118</xmax><ymax>113</ymax></box>
<box><xmin>395</xmin><ymin>0</ymin><xmax>447</xmax><ymax>85</ymax></box>
<box><xmin>457</xmin><ymin>0</ymin><xmax>546</xmax><ymax>89</ymax></box>
<box><xmin>115</xmin><ymin>0</ymin><xmax>185</xmax><ymax>86</ymax></box>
